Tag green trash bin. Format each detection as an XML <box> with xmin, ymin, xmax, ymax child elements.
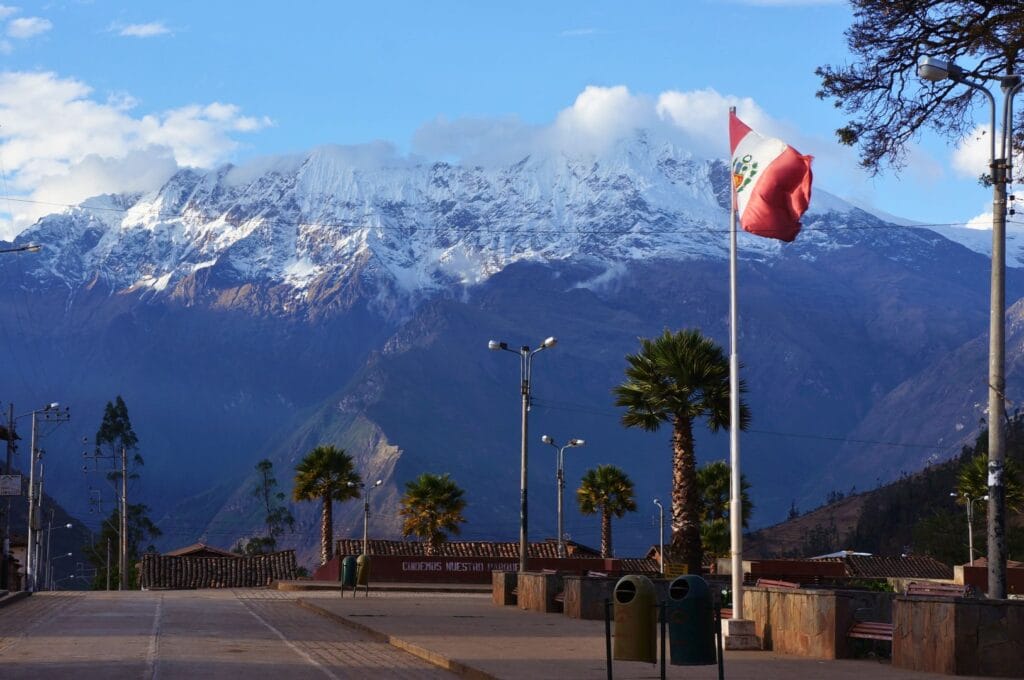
<box><xmin>341</xmin><ymin>556</ymin><xmax>357</xmax><ymax>587</ymax></box>
<box><xmin>666</xmin><ymin>575</ymin><xmax>717</xmax><ymax>666</ymax></box>
<box><xmin>613</xmin><ymin>574</ymin><xmax>657</xmax><ymax>663</ymax></box>
<box><xmin>356</xmin><ymin>553</ymin><xmax>370</xmax><ymax>587</ymax></box>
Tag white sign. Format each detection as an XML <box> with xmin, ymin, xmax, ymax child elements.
<box><xmin>0</xmin><ymin>475</ymin><xmax>22</xmax><ymax>496</ymax></box>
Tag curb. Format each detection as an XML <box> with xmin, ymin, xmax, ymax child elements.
<box><xmin>0</xmin><ymin>591</ymin><xmax>31</xmax><ymax>609</ymax></box>
<box><xmin>295</xmin><ymin>597</ymin><xmax>498</xmax><ymax>680</ymax></box>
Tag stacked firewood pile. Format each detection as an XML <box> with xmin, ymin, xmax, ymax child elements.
<box><xmin>140</xmin><ymin>550</ymin><xmax>297</xmax><ymax>589</ymax></box>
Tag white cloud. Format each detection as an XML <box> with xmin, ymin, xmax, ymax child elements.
<box><xmin>965</xmin><ymin>211</ymin><xmax>994</xmax><ymax>231</ymax></box>
<box><xmin>0</xmin><ymin>71</ymin><xmax>271</xmax><ymax>237</ymax></box>
<box><xmin>0</xmin><ymin>5</ymin><xmax>17</xmax><ymax>20</ymax></box>
<box><xmin>952</xmin><ymin>124</ymin><xmax>995</xmax><ymax>179</ymax></box>
<box><xmin>7</xmin><ymin>17</ymin><xmax>51</xmax><ymax>39</ymax></box>
<box><xmin>118</xmin><ymin>22</ymin><xmax>171</xmax><ymax>38</ymax></box>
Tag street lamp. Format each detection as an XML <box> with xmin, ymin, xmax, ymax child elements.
<box><xmin>919</xmin><ymin>55</ymin><xmax>1021</xmax><ymax>599</ymax></box>
<box><xmin>653</xmin><ymin>498</ymin><xmax>665</xmax><ymax>575</ymax></box>
<box><xmin>489</xmin><ymin>336</ymin><xmax>557</xmax><ymax>572</ymax></box>
<box><xmin>540</xmin><ymin>435</ymin><xmax>585</xmax><ymax>558</ymax></box>
<box><xmin>950</xmin><ymin>491</ymin><xmax>989</xmax><ymax>564</ymax></box>
<box><xmin>348</xmin><ymin>479</ymin><xmax>383</xmax><ymax>556</ymax></box>
<box><xmin>44</xmin><ymin>520</ymin><xmax>73</xmax><ymax>590</ymax></box>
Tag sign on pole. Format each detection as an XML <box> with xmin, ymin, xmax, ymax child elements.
<box><xmin>0</xmin><ymin>475</ymin><xmax>22</xmax><ymax>496</ymax></box>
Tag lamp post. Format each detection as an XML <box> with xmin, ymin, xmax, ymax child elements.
<box><xmin>44</xmin><ymin>519</ymin><xmax>73</xmax><ymax>590</ymax></box>
<box><xmin>47</xmin><ymin>551</ymin><xmax>72</xmax><ymax>590</ymax></box>
<box><xmin>488</xmin><ymin>336</ymin><xmax>557</xmax><ymax>572</ymax></box>
<box><xmin>919</xmin><ymin>55</ymin><xmax>1021</xmax><ymax>599</ymax></box>
<box><xmin>348</xmin><ymin>479</ymin><xmax>383</xmax><ymax>556</ymax></box>
<box><xmin>540</xmin><ymin>435</ymin><xmax>585</xmax><ymax>558</ymax></box>
<box><xmin>950</xmin><ymin>491</ymin><xmax>989</xmax><ymax>564</ymax></box>
<box><xmin>653</xmin><ymin>498</ymin><xmax>665</xmax><ymax>575</ymax></box>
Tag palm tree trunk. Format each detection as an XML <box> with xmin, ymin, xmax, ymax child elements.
<box><xmin>601</xmin><ymin>508</ymin><xmax>612</xmax><ymax>558</ymax></box>
<box><xmin>320</xmin><ymin>494</ymin><xmax>333</xmax><ymax>565</ymax></box>
<box><xmin>671</xmin><ymin>415</ymin><xmax>703</xmax><ymax>574</ymax></box>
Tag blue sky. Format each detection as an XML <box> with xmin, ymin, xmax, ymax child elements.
<box><xmin>0</xmin><ymin>0</ymin><xmax>1005</xmax><ymax>238</ymax></box>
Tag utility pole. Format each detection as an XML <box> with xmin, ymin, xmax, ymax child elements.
<box><xmin>120</xmin><ymin>446</ymin><xmax>128</xmax><ymax>590</ymax></box>
<box><xmin>2</xmin><ymin>404</ymin><xmax>14</xmax><ymax>589</ymax></box>
<box><xmin>106</xmin><ymin>538</ymin><xmax>111</xmax><ymax>591</ymax></box>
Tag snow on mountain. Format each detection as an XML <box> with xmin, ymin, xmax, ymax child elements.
<box><xmin>10</xmin><ymin>132</ymin><xmax>955</xmax><ymax>309</ymax></box>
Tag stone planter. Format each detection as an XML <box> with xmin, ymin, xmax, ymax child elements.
<box><xmin>893</xmin><ymin>596</ymin><xmax>1024</xmax><ymax>676</ymax></box>
<box><xmin>492</xmin><ymin>570</ymin><xmax>517</xmax><ymax>606</ymax></box>
<box><xmin>561</xmin><ymin>575</ymin><xmax>618</xmax><ymax>620</ymax></box>
<box><xmin>517</xmin><ymin>571</ymin><xmax>563</xmax><ymax>613</ymax></box>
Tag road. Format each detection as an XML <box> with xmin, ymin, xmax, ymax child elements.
<box><xmin>0</xmin><ymin>589</ymin><xmax>455</xmax><ymax>679</ymax></box>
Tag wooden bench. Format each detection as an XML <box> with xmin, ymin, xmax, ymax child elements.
<box><xmin>905</xmin><ymin>581</ymin><xmax>974</xmax><ymax>598</ymax></box>
<box><xmin>755</xmin><ymin>578</ymin><xmax>799</xmax><ymax>589</ymax></box>
<box><xmin>847</xmin><ymin>620</ymin><xmax>893</xmax><ymax>642</ymax></box>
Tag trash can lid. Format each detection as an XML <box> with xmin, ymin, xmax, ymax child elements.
<box><xmin>614</xmin><ymin>574</ymin><xmax>655</xmax><ymax>603</ymax></box>
<box><xmin>668</xmin><ymin>574</ymin><xmax>710</xmax><ymax>600</ymax></box>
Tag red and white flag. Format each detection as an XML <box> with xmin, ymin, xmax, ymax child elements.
<box><xmin>729</xmin><ymin>112</ymin><xmax>813</xmax><ymax>242</ymax></box>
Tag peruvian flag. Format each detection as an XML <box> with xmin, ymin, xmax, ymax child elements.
<box><xmin>729</xmin><ymin>112</ymin><xmax>813</xmax><ymax>242</ymax></box>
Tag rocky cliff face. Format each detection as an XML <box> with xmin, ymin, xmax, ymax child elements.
<box><xmin>2</xmin><ymin>134</ymin><xmax>1019</xmax><ymax>564</ymax></box>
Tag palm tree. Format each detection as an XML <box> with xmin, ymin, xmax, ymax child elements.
<box><xmin>957</xmin><ymin>453</ymin><xmax>1024</xmax><ymax>514</ymax></box>
<box><xmin>577</xmin><ymin>465</ymin><xmax>637</xmax><ymax>558</ymax></box>
<box><xmin>696</xmin><ymin>460</ymin><xmax>753</xmax><ymax>563</ymax></box>
<box><xmin>399</xmin><ymin>473</ymin><xmax>467</xmax><ymax>556</ymax></box>
<box><xmin>292</xmin><ymin>445</ymin><xmax>361</xmax><ymax>565</ymax></box>
<box><xmin>613</xmin><ymin>329</ymin><xmax>749</xmax><ymax>574</ymax></box>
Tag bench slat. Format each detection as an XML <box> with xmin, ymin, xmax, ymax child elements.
<box><xmin>755</xmin><ymin>578</ymin><xmax>799</xmax><ymax>589</ymax></box>
<box><xmin>848</xmin><ymin>622</ymin><xmax>893</xmax><ymax>642</ymax></box>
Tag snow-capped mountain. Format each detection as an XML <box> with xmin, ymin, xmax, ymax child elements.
<box><xmin>3</xmin><ymin>134</ymin><xmax>1020</xmax><ymax>563</ymax></box>
<box><xmin>14</xmin><ymin>135</ymin><xmax>917</xmax><ymax>310</ymax></box>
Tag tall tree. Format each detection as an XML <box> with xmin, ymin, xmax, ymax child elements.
<box><xmin>816</xmin><ymin>1</ymin><xmax>1024</xmax><ymax>172</ymax></box>
<box><xmin>576</xmin><ymin>465</ymin><xmax>637</xmax><ymax>558</ymax></box>
<box><xmin>95</xmin><ymin>396</ymin><xmax>142</xmax><ymax>470</ymax></box>
<box><xmin>399</xmin><ymin>473</ymin><xmax>467</xmax><ymax>556</ymax></box>
<box><xmin>83</xmin><ymin>503</ymin><xmax>161</xmax><ymax>590</ymax></box>
<box><xmin>614</xmin><ymin>329</ymin><xmax>749</xmax><ymax>574</ymax></box>
<box><xmin>236</xmin><ymin>459</ymin><xmax>295</xmax><ymax>555</ymax></box>
<box><xmin>292</xmin><ymin>445</ymin><xmax>360</xmax><ymax>565</ymax></box>
<box><xmin>92</xmin><ymin>396</ymin><xmax>152</xmax><ymax>590</ymax></box>
<box><xmin>696</xmin><ymin>460</ymin><xmax>753</xmax><ymax>561</ymax></box>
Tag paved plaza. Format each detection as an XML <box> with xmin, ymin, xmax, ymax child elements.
<box><xmin>0</xmin><ymin>588</ymin><xmax>1006</xmax><ymax>679</ymax></box>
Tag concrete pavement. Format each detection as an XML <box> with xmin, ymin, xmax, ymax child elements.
<box><xmin>295</xmin><ymin>590</ymin><xmax>1001</xmax><ymax>680</ymax></box>
<box><xmin>0</xmin><ymin>590</ymin><xmax>454</xmax><ymax>679</ymax></box>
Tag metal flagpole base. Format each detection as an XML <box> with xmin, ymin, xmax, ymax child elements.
<box><xmin>721</xmin><ymin>618</ymin><xmax>761</xmax><ymax>650</ymax></box>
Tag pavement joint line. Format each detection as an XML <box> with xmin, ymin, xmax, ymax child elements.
<box><xmin>145</xmin><ymin>593</ymin><xmax>164</xmax><ymax>680</ymax></box>
<box><xmin>295</xmin><ymin>597</ymin><xmax>497</xmax><ymax>680</ymax></box>
<box><xmin>239</xmin><ymin>591</ymin><xmax>343</xmax><ymax>680</ymax></box>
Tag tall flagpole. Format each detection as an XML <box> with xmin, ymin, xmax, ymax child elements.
<box><xmin>728</xmin><ymin>105</ymin><xmax>744</xmax><ymax>621</ymax></box>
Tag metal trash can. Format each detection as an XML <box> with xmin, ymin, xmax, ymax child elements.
<box><xmin>666</xmin><ymin>575</ymin><xmax>716</xmax><ymax>666</ymax></box>
<box><xmin>613</xmin><ymin>574</ymin><xmax>657</xmax><ymax>663</ymax></box>
<box><xmin>355</xmin><ymin>553</ymin><xmax>370</xmax><ymax>587</ymax></box>
<box><xmin>341</xmin><ymin>556</ymin><xmax>357</xmax><ymax>588</ymax></box>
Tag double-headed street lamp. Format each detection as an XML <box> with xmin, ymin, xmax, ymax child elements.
<box><xmin>919</xmin><ymin>55</ymin><xmax>1021</xmax><ymax>599</ymax></box>
<box><xmin>488</xmin><ymin>336</ymin><xmax>557</xmax><ymax>572</ymax></box>
<box><xmin>348</xmin><ymin>479</ymin><xmax>383</xmax><ymax>556</ymax></box>
<box><xmin>950</xmin><ymin>491</ymin><xmax>989</xmax><ymax>564</ymax></box>
<box><xmin>540</xmin><ymin>435</ymin><xmax>585</xmax><ymax>558</ymax></box>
